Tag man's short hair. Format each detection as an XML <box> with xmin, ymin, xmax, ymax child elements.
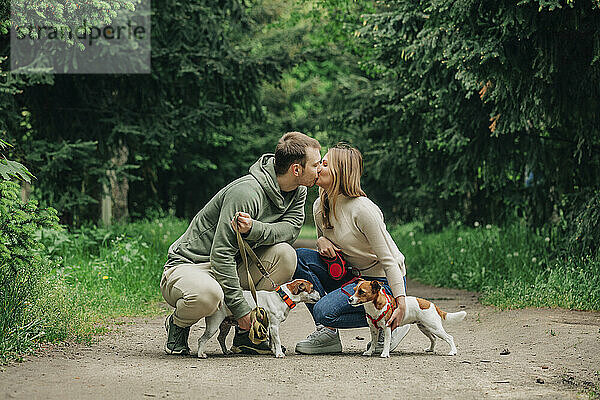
<box><xmin>274</xmin><ymin>132</ymin><xmax>321</xmax><ymax>176</ymax></box>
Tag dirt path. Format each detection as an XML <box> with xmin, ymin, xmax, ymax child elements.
<box><xmin>2</xmin><ymin>279</ymin><xmax>600</xmax><ymax>399</ymax></box>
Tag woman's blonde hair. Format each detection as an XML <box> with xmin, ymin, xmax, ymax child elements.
<box><xmin>319</xmin><ymin>143</ymin><xmax>366</xmax><ymax>229</ymax></box>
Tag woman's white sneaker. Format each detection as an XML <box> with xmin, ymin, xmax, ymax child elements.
<box><xmin>295</xmin><ymin>325</ymin><xmax>342</xmax><ymax>354</ymax></box>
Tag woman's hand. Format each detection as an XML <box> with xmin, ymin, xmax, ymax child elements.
<box><xmin>386</xmin><ymin>296</ymin><xmax>406</xmax><ymax>330</ymax></box>
<box><xmin>316</xmin><ymin>236</ymin><xmax>341</xmax><ymax>258</ymax></box>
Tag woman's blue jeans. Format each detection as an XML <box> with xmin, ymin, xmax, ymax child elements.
<box><xmin>293</xmin><ymin>248</ymin><xmax>406</xmax><ymax>329</ymax></box>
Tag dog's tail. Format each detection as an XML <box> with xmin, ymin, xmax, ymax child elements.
<box><xmin>439</xmin><ymin>307</ymin><xmax>467</xmax><ymax>324</ymax></box>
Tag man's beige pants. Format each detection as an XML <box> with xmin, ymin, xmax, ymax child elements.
<box><xmin>160</xmin><ymin>243</ymin><xmax>297</xmax><ymax>328</ymax></box>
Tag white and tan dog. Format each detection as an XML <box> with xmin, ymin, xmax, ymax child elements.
<box><xmin>197</xmin><ymin>279</ymin><xmax>320</xmax><ymax>358</ymax></box>
<box><xmin>348</xmin><ymin>279</ymin><xmax>466</xmax><ymax>358</ymax></box>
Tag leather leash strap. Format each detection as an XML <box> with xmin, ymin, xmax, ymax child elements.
<box><xmin>234</xmin><ymin>214</ymin><xmax>270</xmax><ymax>345</ymax></box>
<box><xmin>234</xmin><ymin>223</ymin><xmax>277</xmax><ymax>289</ymax></box>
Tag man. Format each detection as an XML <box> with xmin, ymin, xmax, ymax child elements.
<box><xmin>160</xmin><ymin>132</ymin><xmax>322</xmax><ymax>355</ymax></box>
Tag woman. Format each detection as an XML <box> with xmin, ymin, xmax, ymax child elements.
<box><xmin>293</xmin><ymin>144</ymin><xmax>409</xmax><ymax>354</ymax></box>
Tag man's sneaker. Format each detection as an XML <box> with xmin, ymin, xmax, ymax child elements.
<box><xmin>295</xmin><ymin>325</ymin><xmax>342</xmax><ymax>355</ymax></box>
<box><xmin>366</xmin><ymin>325</ymin><xmax>410</xmax><ymax>353</ymax></box>
<box><xmin>231</xmin><ymin>328</ymin><xmax>273</xmax><ymax>355</ymax></box>
<box><xmin>164</xmin><ymin>314</ymin><xmax>190</xmax><ymax>355</ymax></box>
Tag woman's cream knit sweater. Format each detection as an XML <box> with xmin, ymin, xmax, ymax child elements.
<box><xmin>313</xmin><ymin>195</ymin><xmax>407</xmax><ymax>297</ymax></box>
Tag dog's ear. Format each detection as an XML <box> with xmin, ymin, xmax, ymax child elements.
<box><xmin>370</xmin><ymin>280</ymin><xmax>381</xmax><ymax>293</ymax></box>
<box><xmin>353</xmin><ymin>279</ymin><xmax>364</xmax><ymax>292</ymax></box>
<box><xmin>303</xmin><ymin>281</ymin><xmax>314</xmax><ymax>293</ymax></box>
<box><xmin>297</xmin><ymin>281</ymin><xmax>306</xmax><ymax>293</ymax></box>
<box><xmin>288</xmin><ymin>281</ymin><xmax>300</xmax><ymax>295</ymax></box>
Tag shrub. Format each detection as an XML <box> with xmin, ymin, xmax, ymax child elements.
<box><xmin>390</xmin><ymin>220</ymin><xmax>600</xmax><ymax>310</ymax></box>
<box><xmin>0</xmin><ymin>180</ymin><xmax>59</xmax><ymax>361</ymax></box>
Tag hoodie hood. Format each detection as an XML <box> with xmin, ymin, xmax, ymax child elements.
<box><xmin>249</xmin><ymin>154</ymin><xmax>288</xmax><ymax>210</ymax></box>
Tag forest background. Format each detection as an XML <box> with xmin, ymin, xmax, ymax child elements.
<box><xmin>0</xmin><ymin>0</ymin><xmax>599</xmax><ymax>361</ymax></box>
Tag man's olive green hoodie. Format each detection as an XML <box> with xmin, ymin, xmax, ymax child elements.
<box><xmin>164</xmin><ymin>154</ymin><xmax>306</xmax><ymax>319</ymax></box>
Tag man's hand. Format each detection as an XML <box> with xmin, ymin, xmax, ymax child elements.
<box><xmin>316</xmin><ymin>236</ymin><xmax>341</xmax><ymax>258</ymax></box>
<box><xmin>386</xmin><ymin>296</ymin><xmax>406</xmax><ymax>330</ymax></box>
<box><xmin>237</xmin><ymin>312</ymin><xmax>252</xmax><ymax>331</ymax></box>
<box><xmin>231</xmin><ymin>211</ymin><xmax>252</xmax><ymax>234</ymax></box>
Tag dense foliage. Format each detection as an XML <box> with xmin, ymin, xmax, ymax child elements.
<box><xmin>4</xmin><ymin>0</ymin><xmax>296</xmax><ymax>224</ymax></box>
<box><xmin>0</xmin><ymin>181</ymin><xmax>58</xmax><ymax>359</ymax></box>
<box><xmin>2</xmin><ymin>0</ymin><xmax>599</xmax><ymax>249</ymax></box>
<box><xmin>312</xmin><ymin>0</ymin><xmax>600</xmax><ymax>242</ymax></box>
<box><xmin>0</xmin><ymin>139</ymin><xmax>32</xmax><ymax>182</ymax></box>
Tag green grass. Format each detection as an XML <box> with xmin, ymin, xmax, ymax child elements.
<box><xmin>298</xmin><ymin>224</ymin><xmax>317</xmax><ymax>240</ymax></box>
<box><xmin>483</xmin><ymin>255</ymin><xmax>600</xmax><ymax>309</ymax></box>
<box><xmin>39</xmin><ymin>217</ymin><xmax>188</xmax><ymax>319</ymax></box>
<box><xmin>391</xmin><ymin>221</ymin><xmax>600</xmax><ymax>310</ymax></box>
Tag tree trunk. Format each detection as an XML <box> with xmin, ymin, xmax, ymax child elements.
<box><xmin>102</xmin><ymin>142</ymin><xmax>130</xmax><ymax>225</ymax></box>
<box><xmin>101</xmin><ymin>182</ymin><xmax>112</xmax><ymax>226</ymax></box>
<box><xmin>20</xmin><ymin>181</ymin><xmax>31</xmax><ymax>203</ymax></box>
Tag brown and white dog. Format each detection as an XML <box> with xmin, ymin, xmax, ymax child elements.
<box><xmin>348</xmin><ymin>279</ymin><xmax>466</xmax><ymax>358</ymax></box>
<box><xmin>197</xmin><ymin>279</ymin><xmax>320</xmax><ymax>358</ymax></box>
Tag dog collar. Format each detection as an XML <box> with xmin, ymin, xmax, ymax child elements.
<box><xmin>366</xmin><ymin>291</ymin><xmax>396</xmax><ymax>328</ymax></box>
<box><xmin>275</xmin><ymin>286</ymin><xmax>296</xmax><ymax>309</ymax></box>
